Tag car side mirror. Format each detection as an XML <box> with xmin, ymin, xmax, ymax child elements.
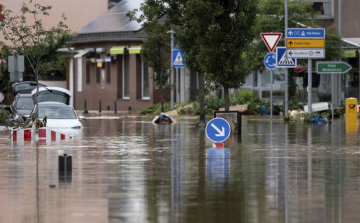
<box><xmin>79</xmin><ymin>116</ymin><xmax>85</xmax><ymax>121</ymax></box>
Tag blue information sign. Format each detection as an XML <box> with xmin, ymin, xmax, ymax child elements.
<box><xmin>286</xmin><ymin>28</ymin><xmax>325</xmax><ymax>39</ymax></box>
<box><xmin>205</xmin><ymin>118</ymin><xmax>231</xmax><ymax>142</ymax></box>
<box><xmin>276</xmin><ymin>47</ymin><xmax>296</xmax><ymax>68</ymax></box>
<box><xmin>264</xmin><ymin>53</ymin><xmax>276</xmax><ymax>69</ymax></box>
<box><xmin>172</xmin><ymin>49</ymin><xmax>186</xmax><ymax>68</ymax></box>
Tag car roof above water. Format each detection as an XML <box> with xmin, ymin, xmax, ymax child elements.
<box><xmin>38</xmin><ymin>102</ymin><xmax>68</xmax><ymax>106</ymax></box>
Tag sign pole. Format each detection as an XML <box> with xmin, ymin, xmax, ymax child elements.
<box><xmin>308</xmin><ymin>59</ymin><xmax>312</xmax><ymax>113</ymax></box>
<box><xmin>270</xmin><ymin>69</ymin><xmax>273</xmax><ymax>119</ymax></box>
<box><xmin>15</xmin><ymin>55</ymin><xmax>18</xmax><ymax>83</ymax></box>
<box><xmin>332</xmin><ymin>73</ymin><xmax>334</xmax><ymax>120</ymax></box>
<box><xmin>284</xmin><ymin>0</ymin><xmax>288</xmax><ymax>118</ymax></box>
<box><xmin>170</xmin><ymin>29</ymin><xmax>174</xmax><ymax>110</ymax></box>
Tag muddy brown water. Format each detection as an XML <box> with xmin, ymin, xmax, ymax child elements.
<box><xmin>0</xmin><ymin>116</ymin><xmax>359</xmax><ymax>223</ymax></box>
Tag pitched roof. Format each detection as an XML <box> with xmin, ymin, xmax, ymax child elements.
<box><xmin>77</xmin><ymin>0</ymin><xmax>144</xmax><ymax>34</ymax></box>
<box><xmin>68</xmin><ymin>0</ymin><xmax>146</xmax><ymax>44</ymax></box>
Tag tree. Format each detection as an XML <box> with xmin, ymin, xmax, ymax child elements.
<box><xmin>127</xmin><ymin>1</ymin><xmax>171</xmax><ymax>113</ymax></box>
<box><xmin>182</xmin><ymin>0</ymin><xmax>259</xmax><ymax>111</ymax></box>
<box><xmin>0</xmin><ymin>1</ymin><xmax>69</xmax><ymax>117</ymax></box>
<box><xmin>161</xmin><ymin>0</ymin><xmax>210</xmax><ymax>120</ymax></box>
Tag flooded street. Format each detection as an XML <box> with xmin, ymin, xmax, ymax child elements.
<box><xmin>0</xmin><ymin>116</ymin><xmax>360</xmax><ymax>222</ymax></box>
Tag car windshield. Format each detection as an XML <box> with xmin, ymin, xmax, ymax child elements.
<box><xmin>16</xmin><ymin>97</ymin><xmax>34</xmax><ymax>110</ymax></box>
<box><xmin>38</xmin><ymin>105</ymin><xmax>77</xmax><ymax>119</ymax></box>
<box><xmin>37</xmin><ymin>91</ymin><xmax>69</xmax><ymax>104</ymax></box>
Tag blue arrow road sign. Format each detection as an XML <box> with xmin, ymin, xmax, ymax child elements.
<box><xmin>264</xmin><ymin>53</ymin><xmax>276</xmax><ymax>69</ymax></box>
<box><xmin>286</xmin><ymin>28</ymin><xmax>325</xmax><ymax>38</ymax></box>
<box><xmin>172</xmin><ymin>49</ymin><xmax>186</xmax><ymax>68</ymax></box>
<box><xmin>206</xmin><ymin>118</ymin><xmax>231</xmax><ymax>142</ymax></box>
<box><xmin>276</xmin><ymin>47</ymin><xmax>296</xmax><ymax>68</ymax></box>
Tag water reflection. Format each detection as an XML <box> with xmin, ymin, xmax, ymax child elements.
<box><xmin>1</xmin><ymin>117</ymin><xmax>360</xmax><ymax>222</ymax></box>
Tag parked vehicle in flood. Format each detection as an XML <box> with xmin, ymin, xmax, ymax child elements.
<box><xmin>5</xmin><ymin>93</ymin><xmax>34</xmax><ymax>120</ymax></box>
<box><xmin>30</xmin><ymin>102</ymin><xmax>85</xmax><ymax>134</ymax></box>
<box><xmin>31</xmin><ymin>87</ymin><xmax>71</xmax><ymax>105</ymax></box>
<box><xmin>12</xmin><ymin>81</ymin><xmax>47</xmax><ymax>96</ymax></box>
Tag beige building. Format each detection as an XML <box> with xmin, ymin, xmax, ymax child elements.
<box><xmin>0</xmin><ymin>0</ymin><xmax>108</xmax><ymax>44</ymax></box>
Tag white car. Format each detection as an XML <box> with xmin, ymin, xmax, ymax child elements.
<box><xmin>30</xmin><ymin>102</ymin><xmax>85</xmax><ymax>134</ymax></box>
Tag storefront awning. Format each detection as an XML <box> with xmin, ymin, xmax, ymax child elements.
<box><xmin>74</xmin><ymin>48</ymin><xmax>94</xmax><ymax>58</ymax></box>
<box><xmin>343</xmin><ymin>49</ymin><xmax>357</xmax><ymax>58</ymax></box>
<box><xmin>110</xmin><ymin>46</ymin><xmax>126</xmax><ymax>55</ymax></box>
<box><xmin>129</xmin><ymin>45</ymin><xmax>142</xmax><ymax>54</ymax></box>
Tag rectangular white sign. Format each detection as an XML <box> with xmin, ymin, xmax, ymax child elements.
<box><xmin>286</xmin><ymin>49</ymin><xmax>325</xmax><ymax>59</ymax></box>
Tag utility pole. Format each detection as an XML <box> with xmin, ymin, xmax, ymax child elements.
<box><xmin>338</xmin><ymin>0</ymin><xmax>342</xmax><ymax>106</ymax></box>
<box><xmin>285</xmin><ymin>0</ymin><xmax>289</xmax><ymax>117</ymax></box>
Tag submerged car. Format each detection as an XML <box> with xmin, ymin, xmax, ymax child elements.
<box><xmin>6</xmin><ymin>93</ymin><xmax>34</xmax><ymax>120</ymax></box>
<box><xmin>12</xmin><ymin>81</ymin><xmax>47</xmax><ymax>96</ymax></box>
<box><xmin>31</xmin><ymin>87</ymin><xmax>71</xmax><ymax>105</ymax></box>
<box><xmin>30</xmin><ymin>102</ymin><xmax>85</xmax><ymax>134</ymax></box>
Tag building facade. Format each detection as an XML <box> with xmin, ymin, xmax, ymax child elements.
<box><xmin>65</xmin><ymin>0</ymin><xmax>199</xmax><ymax>112</ymax></box>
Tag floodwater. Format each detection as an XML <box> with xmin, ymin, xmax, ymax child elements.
<box><xmin>0</xmin><ymin>115</ymin><xmax>360</xmax><ymax>223</ymax></box>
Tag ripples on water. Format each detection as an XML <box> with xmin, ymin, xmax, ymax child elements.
<box><xmin>0</xmin><ymin>116</ymin><xmax>359</xmax><ymax>222</ymax></box>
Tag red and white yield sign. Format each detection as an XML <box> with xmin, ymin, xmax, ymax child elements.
<box><xmin>261</xmin><ymin>33</ymin><xmax>282</xmax><ymax>53</ymax></box>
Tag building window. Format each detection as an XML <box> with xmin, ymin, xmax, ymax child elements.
<box><xmin>117</xmin><ymin>55</ymin><xmax>123</xmax><ymax>99</ymax></box>
<box><xmin>310</xmin><ymin>1</ymin><xmax>331</xmax><ymax>16</ymax></box>
<box><xmin>96</xmin><ymin>55</ymin><xmax>100</xmax><ymax>84</ymax></box>
<box><xmin>86</xmin><ymin>61</ymin><xmax>90</xmax><ymax>84</ymax></box>
<box><xmin>312</xmin><ymin>2</ymin><xmax>323</xmax><ymax>15</ymax></box>
<box><xmin>106</xmin><ymin>61</ymin><xmax>111</xmax><ymax>83</ymax></box>
<box><xmin>142</xmin><ymin>60</ymin><xmax>150</xmax><ymax>99</ymax></box>
<box><xmin>123</xmin><ymin>54</ymin><xmax>130</xmax><ymax>99</ymax></box>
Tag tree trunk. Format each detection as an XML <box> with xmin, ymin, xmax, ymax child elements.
<box><xmin>160</xmin><ymin>87</ymin><xmax>164</xmax><ymax>112</ymax></box>
<box><xmin>224</xmin><ymin>86</ymin><xmax>229</xmax><ymax>111</ymax></box>
<box><xmin>198</xmin><ymin>72</ymin><xmax>205</xmax><ymax>120</ymax></box>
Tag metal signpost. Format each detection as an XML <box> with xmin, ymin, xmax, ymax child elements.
<box><xmin>264</xmin><ymin>53</ymin><xmax>276</xmax><ymax>119</ymax></box>
<box><xmin>286</xmin><ymin>28</ymin><xmax>325</xmax><ymax>113</ymax></box>
<box><xmin>316</xmin><ymin>61</ymin><xmax>352</xmax><ymax>120</ymax></box>
<box><xmin>8</xmin><ymin>55</ymin><xmax>25</xmax><ymax>83</ymax></box>
<box><xmin>261</xmin><ymin>33</ymin><xmax>282</xmax><ymax>120</ymax></box>
<box><xmin>205</xmin><ymin>118</ymin><xmax>231</xmax><ymax>143</ymax></box>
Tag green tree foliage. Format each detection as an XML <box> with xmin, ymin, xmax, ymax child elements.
<box><xmin>0</xmin><ymin>1</ymin><xmax>70</xmax><ymax>116</ymax></box>
<box><xmin>189</xmin><ymin>0</ymin><xmax>259</xmax><ymax>111</ymax></box>
<box><xmin>163</xmin><ymin>0</ymin><xmax>209</xmax><ymax>119</ymax></box>
<box><xmin>127</xmin><ymin>1</ymin><xmax>171</xmax><ymax>112</ymax></box>
<box><xmin>0</xmin><ymin>43</ymin><xmax>13</xmax><ymax>103</ymax></box>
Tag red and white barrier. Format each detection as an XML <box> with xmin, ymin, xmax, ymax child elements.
<box><xmin>11</xmin><ymin>127</ymin><xmax>73</xmax><ymax>141</ymax></box>
<box><xmin>213</xmin><ymin>142</ymin><xmax>224</xmax><ymax>148</ymax></box>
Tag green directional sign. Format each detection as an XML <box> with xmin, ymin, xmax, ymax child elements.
<box><xmin>316</xmin><ymin>61</ymin><xmax>352</xmax><ymax>74</ymax></box>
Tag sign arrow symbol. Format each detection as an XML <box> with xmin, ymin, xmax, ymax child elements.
<box><xmin>288</xmin><ymin>41</ymin><xmax>293</xmax><ymax>46</ymax></box>
<box><xmin>289</xmin><ymin>51</ymin><xmax>293</xmax><ymax>56</ymax></box>
<box><xmin>288</xmin><ymin>31</ymin><xmax>293</xmax><ymax>36</ymax></box>
<box><xmin>211</xmin><ymin>123</ymin><xmax>225</xmax><ymax>137</ymax></box>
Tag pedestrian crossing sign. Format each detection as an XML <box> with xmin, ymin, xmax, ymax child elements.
<box><xmin>172</xmin><ymin>49</ymin><xmax>186</xmax><ymax>68</ymax></box>
<box><xmin>276</xmin><ymin>47</ymin><xmax>296</xmax><ymax>68</ymax></box>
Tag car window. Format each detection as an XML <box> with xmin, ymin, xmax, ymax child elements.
<box><xmin>37</xmin><ymin>92</ymin><xmax>69</xmax><ymax>104</ymax></box>
<box><xmin>38</xmin><ymin>106</ymin><xmax>77</xmax><ymax>119</ymax></box>
<box><xmin>16</xmin><ymin>97</ymin><xmax>34</xmax><ymax>110</ymax></box>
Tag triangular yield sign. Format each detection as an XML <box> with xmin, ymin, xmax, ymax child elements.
<box><xmin>261</xmin><ymin>33</ymin><xmax>282</xmax><ymax>53</ymax></box>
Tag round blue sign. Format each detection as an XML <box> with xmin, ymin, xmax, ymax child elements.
<box><xmin>205</xmin><ymin>118</ymin><xmax>231</xmax><ymax>142</ymax></box>
<box><xmin>264</xmin><ymin>53</ymin><xmax>276</xmax><ymax>69</ymax></box>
